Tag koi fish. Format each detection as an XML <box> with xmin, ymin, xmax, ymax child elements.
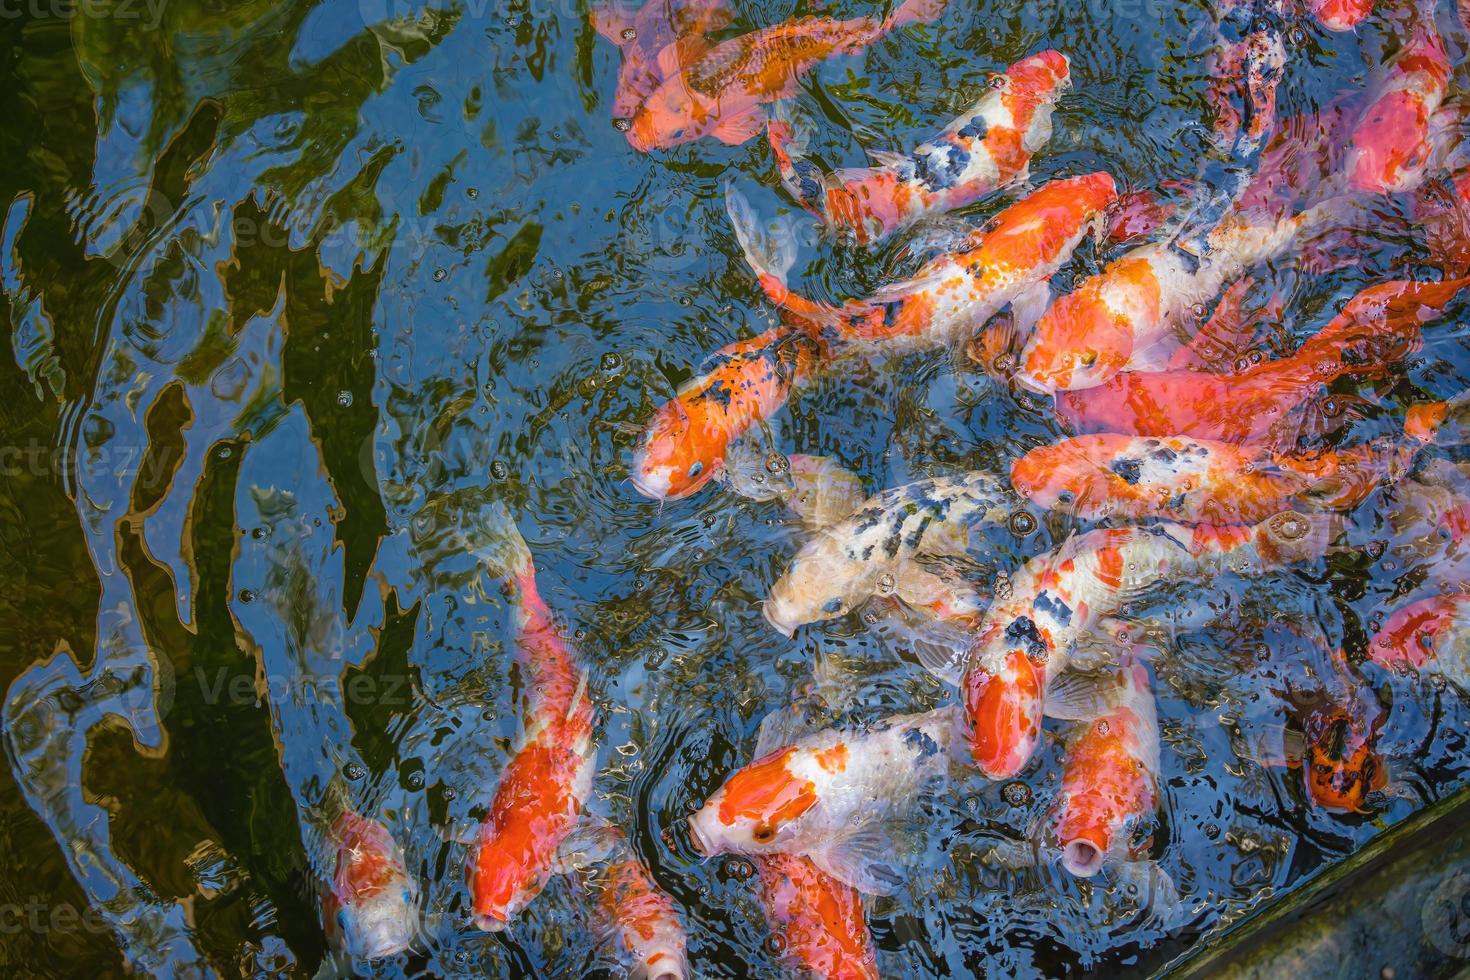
<box><xmin>321</xmin><ymin>805</ymin><xmax>418</xmax><ymax>959</ymax></box>
<box><xmin>769</xmin><ymin>50</ymin><xmax>1070</xmax><ymax>244</ymax></box>
<box><xmin>1293</xmin><ymin>702</ymin><xmax>1390</xmax><ymax>812</ymax></box>
<box><xmin>730</xmin><ymin>172</ymin><xmax>1118</xmax><ymax>351</ymax></box>
<box><xmin>468</xmin><ymin>511</ymin><xmax>597</xmax><ymax>930</ymax></box>
<box><xmin>1369</xmin><ymin>592</ymin><xmax>1470</xmax><ymax>688</ymax></box>
<box><xmin>1412</xmin><ymin>170</ymin><xmax>1470</xmax><ymax>276</ymax></box>
<box><xmin>1010</xmin><ymin>430</ymin><xmax>1417</xmax><ymax>526</ymax></box>
<box><xmin>630</xmin><ymin>326</ymin><xmax>821</xmax><ymax>500</ymax></box>
<box><xmin>1017</xmin><ymin>197</ymin><xmax>1344</xmax><ymax>393</ymax></box>
<box><xmin>626</xmin><ymin>0</ymin><xmax>948</xmax><ymax>151</ymax></box>
<box><xmin>753</xmin><ymin>852</ymin><xmax>880</xmax><ymax>980</ymax></box>
<box><xmin>1208</xmin><ymin>0</ymin><xmax>1286</xmax><ymax>159</ymax></box>
<box><xmin>581</xmin><ymin>827</ymin><xmax>689</xmax><ymax>980</ymax></box>
<box><xmin>765</xmin><ymin>470</ymin><xmax>1016</xmax><ymax>636</ymax></box>
<box><xmin>687</xmin><ymin>705</ymin><xmax>961</xmax><ymax>894</ymax></box>
<box><xmin>591</xmin><ymin>0</ymin><xmax>734</xmax><ymax>123</ymax></box>
<box><xmin>1345</xmin><ymin>16</ymin><xmax>1450</xmax><ymax>193</ymax></box>
<box><xmin>1054</xmin><ymin>277</ymin><xmax>1470</xmax><ymax>446</ymax></box>
<box><xmin>1311</xmin><ymin>0</ymin><xmax>1373</xmax><ymax>30</ymax></box>
<box><xmin>1053</xmin><ymin>661</ymin><xmax>1161</xmax><ymax>878</ymax></box>
<box><xmin>961</xmin><ymin>515</ymin><xmax>1328</xmax><ymax>777</ymax></box>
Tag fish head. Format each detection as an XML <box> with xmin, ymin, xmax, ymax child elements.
<box><xmin>1019</xmin><ymin>290</ymin><xmax>1133</xmax><ymax>393</ymax></box>
<box><xmin>1310</xmin><ymin>0</ymin><xmax>1372</xmax><ymax>30</ymax></box>
<box><xmin>627</xmin><ymin>87</ymin><xmax>699</xmax><ymax>151</ymax></box>
<box><xmin>962</xmin><ymin>641</ymin><xmax>1046</xmax><ymax>778</ymax></box>
<box><xmin>629</xmin><ymin>939</ymin><xmax>689</xmax><ymax>980</ymax></box>
<box><xmin>764</xmin><ymin>537</ymin><xmax>875</xmax><ymax>636</ymax></box>
<box><xmin>631</xmin><ymin>397</ymin><xmax>721</xmax><ymax>500</ymax></box>
<box><xmin>325</xmin><ymin>814</ymin><xmax>418</xmax><ymax>959</ymax></box>
<box><xmin>1007</xmin><ymin>49</ymin><xmax>1071</xmax><ymax>99</ymax></box>
<box><xmin>1008</xmin><ymin>439</ymin><xmax>1099</xmax><ymax>512</ymax></box>
<box><xmin>687</xmin><ymin>747</ymin><xmax>818</xmax><ymax>857</ymax></box>
<box><xmin>1301</xmin><ymin>708</ymin><xmax>1386</xmax><ymax>813</ymax></box>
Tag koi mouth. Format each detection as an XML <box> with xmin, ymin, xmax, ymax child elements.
<box><xmin>686</xmin><ymin>813</ymin><xmax>719</xmax><ymax>857</ymax></box>
<box><xmin>1061</xmin><ymin>839</ymin><xmax>1106</xmax><ymax>876</ymax></box>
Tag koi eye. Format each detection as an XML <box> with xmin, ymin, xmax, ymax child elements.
<box><xmin>752</xmin><ymin>825</ymin><xmax>775</xmax><ymax>843</ymax></box>
<box><xmin>1079</xmin><ymin>351</ymin><xmax>1098</xmax><ymax>368</ymax></box>
<box><xmin>687</xmin><ymin>462</ymin><xmax>703</xmax><ymax>479</ymax></box>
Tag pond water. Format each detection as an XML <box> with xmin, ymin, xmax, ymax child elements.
<box><xmin>2</xmin><ymin>0</ymin><xmax>1470</xmax><ymax>975</ymax></box>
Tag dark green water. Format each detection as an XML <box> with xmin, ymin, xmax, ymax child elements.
<box><xmin>3</xmin><ymin>0</ymin><xmax>1470</xmax><ymax>975</ymax></box>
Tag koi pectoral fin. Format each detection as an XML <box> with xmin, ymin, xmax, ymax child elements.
<box><xmin>1109</xmin><ymin>859</ymin><xmax>1186</xmax><ymax>933</ymax></box>
<box><xmin>809</xmin><ymin>827</ymin><xmax>908</xmax><ymax>897</ymax></box>
<box><xmin>712</xmin><ymin>106</ymin><xmax>768</xmax><ymax>145</ymax></box>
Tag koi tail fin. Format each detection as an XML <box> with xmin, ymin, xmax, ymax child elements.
<box><xmin>472</xmin><ymin>500</ymin><xmax>536</xmax><ymax>579</ymax></box>
<box><xmin>726</xmin><ymin>182</ymin><xmax>847</xmax><ymax>329</ymax></box>
<box><xmin>884</xmin><ymin>0</ymin><xmax>948</xmax><ymax>30</ymax></box>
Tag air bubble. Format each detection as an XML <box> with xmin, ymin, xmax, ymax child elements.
<box><xmin>1008</xmin><ymin>511</ymin><xmax>1037</xmax><ymax>536</ymax></box>
<box><xmin>877</xmin><ymin>573</ymin><xmax>896</xmax><ymax>595</ymax></box>
<box><xmin>406</xmin><ymin>771</ymin><xmax>425</xmax><ymax>790</ymax></box>
<box><xmin>217</xmin><ymin>446</ymin><xmax>233</xmax><ymax>460</ymax></box>
<box><xmin>344</xmin><ymin>762</ymin><xmax>367</xmax><ymax>781</ymax></box>
<box><xmin>601</xmin><ymin>352</ymin><xmax>622</xmax><ymax>371</ymax></box>
<box><xmin>1191</xmin><ymin>303</ymin><xmax>1207</xmax><ymax>319</ymax></box>
<box><xmin>766</xmin><ymin>452</ymin><xmax>788</xmax><ymax>474</ymax></box>
<box><xmin>490</xmin><ymin>460</ymin><xmax>509</xmax><ymax>481</ymax></box>
<box><xmin>336</xmin><ymin>390</ymin><xmax>354</xmax><ymax>407</ymax></box>
<box><xmin>1001</xmin><ymin>781</ymin><xmax>1033</xmax><ymax>807</ymax></box>
<box><xmin>238</xmin><ymin>589</ymin><xmax>255</xmax><ymax>603</ymax></box>
<box><xmin>620</xmin><ymin>26</ymin><xmax>636</xmax><ymax>40</ymax></box>
<box><xmin>1097</xmin><ymin>720</ymin><xmax>1111</xmax><ymax>735</ymax></box>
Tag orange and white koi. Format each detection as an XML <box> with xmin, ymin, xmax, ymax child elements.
<box><xmin>769</xmin><ymin>50</ymin><xmax>1070</xmax><ymax>244</ymax></box>
<box><xmin>630</xmin><ymin>326</ymin><xmax>821</xmax><ymax>500</ymax></box>
<box><xmin>754</xmin><ymin>852</ymin><xmax>880</xmax><ymax>980</ymax></box>
<box><xmin>581</xmin><ymin>827</ymin><xmax>689</xmax><ymax>980</ymax></box>
<box><xmin>1053</xmin><ymin>661</ymin><xmax>1160</xmax><ymax>878</ymax></box>
<box><xmin>1311</xmin><ymin>0</ymin><xmax>1373</xmax><ymax>30</ymax></box>
<box><xmin>626</xmin><ymin>0</ymin><xmax>948</xmax><ymax>151</ymax></box>
<box><xmin>687</xmin><ymin>706</ymin><xmax>960</xmax><ymax>894</ymax></box>
<box><xmin>467</xmin><ymin>512</ymin><xmax>597</xmax><ymax>930</ymax></box>
<box><xmin>1054</xmin><ymin>277</ymin><xmax>1470</xmax><ymax>446</ymax></box>
<box><xmin>1010</xmin><ymin>431</ymin><xmax>1417</xmax><ymax>526</ymax></box>
<box><xmin>1017</xmin><ymin>197</ymin><xmax>1344</xmax><ymax>392</ymax></box>
<box><xmin>591</xmin><ymin>0</ymin><xmax>734</xmax><ymax>123</ymax></box>
<box><xmin>730</xmin><ymin>172</ymin><xmax>1118</xmax><ymax>352</ymax></box>
<box><xmin>1345</xmin><ymin>15</ymin><xmax>1451</xmax><ymax>194</ymax></box>
<box><xmin>321</xmin><ymin>805</ymin><xmax>418</xmax><ymax>959</ymax></box>
<box><xmin>765</xmin><ymin>471</ymin><xmax>1013</xmax><ymax>636</ymax></box>
<box><xmin>961</xmin><ymin>515</ymin><xmax>1327</xmax><ymax>778</ymax></box>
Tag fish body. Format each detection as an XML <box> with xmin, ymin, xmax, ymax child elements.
<box><xmin>961</xmin><ymin>515</ymin><xmax>1324</xmax><ymax>777</ymax></box>
<box><xmin>1019</xmin><ymin>201</ymin><xmax>1339</xmax><ymax>392</ymax></box>
<box><xmin>584</xmin><ymin>835</ymin><xmax>689</xmax><ymax>980</ymax></box>
<box><xmin>732</xmin><ymin>173</ymin><xmax>1117</xmax><ymax>352</ymax></box>
<box><xmin>754</xmin><ymin>853</ymin><xmax>880</xmax><ymax>980</ymax></box>
<box><xmin>591</xmin><ymin>0</ymin><xmax>734</xmax><ymax>122</ymax></box>
<box><xmin>765</xmin><ymin>471</ymin><xmax>1013</xmax><ymax>635</ymax></box>
<box><xmin>771</xmin><ymin>50</ymin><xmax>1070</xmax><ymax>244</ymax></box>
<box><xmin>468</xmin><ymin>530</ymin><xmax>597</xmax><ymax>930</ymax></box>
<box><xmin>1311</xmin><ymin>0</ymin><xmax>1372</xmax><ymax>30</ymax></box>
<box><xmin>1208</xmin><ymin>0</ymin><xmax>1287</xmax><ymax>157</ymax></box>
<box><xmin>1054</xmin><ymin>277</ymin><xmax>1470</xmax><ymax>444</ymax></box>
<box><xmin>687</xmin><ymin>706</ymin><xmax>960</xmax><ymax>894</ymax></box>
<box><xmin>1011</xmin><ymin>432</ymin><xmax>1413</xmax><ymax>525</ymax></box>
<box><xmin>1053</xmin><ymin>662</ymin><xmax>1160</xmax><ymax>876</ymax></box>
<box><xmin>628</xmin><ymin>0</ymin><xmax>947</xmax><ymax>151</ymax></box>
<box><xmin>1346</xmin><ymin>19</ymin><xmax>1451</xmax><ymax>193</ymax></box>
<box><xmin>631</xmin><ymin>326</ymin><xmax>820</xmax><ymax>500</ymax></box>
<box><xmin>322</xmin><ymin>809</ymin><xmax>418</xmax><ymax>959</ymax></box>
<box><xmin>1296</xmin><ymin>703</ymin><xmax>1389</xmax><ymax>812</ymax></box>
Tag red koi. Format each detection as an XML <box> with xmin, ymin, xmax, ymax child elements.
<box><xmin>754</xmin><ymin>853</ymin><xmax>880</xmax><ymax>980</ymax></box>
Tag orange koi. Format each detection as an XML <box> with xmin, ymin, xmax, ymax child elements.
<box><xmin>961</xmin><ymin>515</ymin><xmax>1327</xmax><ymax>777</ymax></box>
<box><xmin>626</xmin><ymin>0</ymin><xmax>948</xmax><ymax>151</ymax></box>
<box><xmin>591</xmin><ymin>0</ymin><xmax>734</xmax><ymax>123</ymax></box>
<box><xmin>687</xmin><ymin>706</ymin><xmax>959</xmax><ymax>894</ymax></box>
<box><xmin>770</xmin><ymin>50</ymin><xmax>1070</xmax><ymax>244</ymax></box>
<box><xmin>1311</xmin><ymin>0</ymin><xmax>1373</xmax><ymax>30</ymax></box>
<box><xmin>1017</xmin><ymin>198</ymin><xmax>1343</xmax><ymax>393</ymax></box>
<box><xmin>1053</xmin><ymin>662</ymin><xmax>1160</xmax><ymax>877</ymax></box>
<box><xmin>1053</xmin><ymin>277</ymin><xmax>1470</xmax><ymax>446</ymax></box>
<box><xmin>754</xmin><ymin>853</ymin><xmax>880</xmax><ymax>980</ymax></box>
<box><xmin>1010</xmin><ymin>431</ymin><xmax>1417</xmax><ymax>526</ymax></box>
<box><xmin>582</xmin><ymin>828</ymin><xmax>688</xmax><ymax>980</ymax></box>
<box><xmin>630</xmin><ymin>325</ymin><xmax>821</xmax><ymax>500</ymax></box>
<box><xmin>468</xmin><ymin>517</ymin><xmax>597</xmax><ymax>930</ymax></box>
<box><xmin>731</xmin><ymin>172</ymin><xmax>1117</xmax><ymax>351</ymax></box>
<box><xmin>1346</xmin><ymin>16</ymin><xmax>1451</xmax><ymax>193</ymax></box>
<box><xmin>1295</xmin><ymin>702</ymin><xmax>1390</xmax><ymax>813</ymax></box>
<box><xmin>321</xmin><ymin>807</ymin><xmax>418</xmax><ymax>959</ymax></box>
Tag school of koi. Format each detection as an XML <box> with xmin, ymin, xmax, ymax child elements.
<box><xmin>309</xmin><ymin>0</ymin><xmax>1470</xmax><ymax>974</ymax></box>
